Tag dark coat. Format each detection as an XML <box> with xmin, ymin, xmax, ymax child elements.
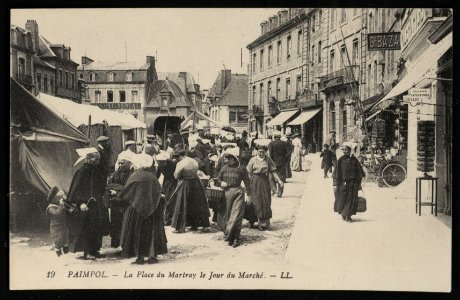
<box><xmin>268</xmin><ymin>139</ymin><xmax>289</xmax><ymax>167</ymax></box>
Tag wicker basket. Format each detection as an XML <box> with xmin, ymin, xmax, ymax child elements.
<box><xmin>200</xmin><ymin>178</ymin><xmax>209</xmax><ymax>189</ymax></box>
<box><xmin>206</xmin><ymin>187</ymin><xmax>225</xmax><ymax>209</ymax></box>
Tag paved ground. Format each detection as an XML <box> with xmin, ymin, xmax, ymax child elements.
<box><xmin>285</xmin><ymin>154</ymin><xmax>451</xmax><ymax>292</ymax></box>
<box><xmin>10</xmin><ymin>160</ymin><xmax>309</xmax><ymax>290</ymax></box>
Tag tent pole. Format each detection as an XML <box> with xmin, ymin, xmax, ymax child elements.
<box><xmin>87</xmin><ymin>114</ymin><xmax>91</xmax><ymax>139</ymax></box>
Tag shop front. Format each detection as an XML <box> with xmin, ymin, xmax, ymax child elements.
<box><xmin>265</xmin><ymin>99</ymin><xmax>300</xmax><ymax>138</ymax></box>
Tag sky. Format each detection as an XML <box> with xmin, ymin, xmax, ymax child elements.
<box><xmin>11</xmin><ymin>8</ymin><xmax>281</xmax><ymax>89</ymax></box>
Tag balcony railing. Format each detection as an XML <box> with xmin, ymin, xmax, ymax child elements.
<box><xmin>16</xmin><ymin>73</ymin><xmax>33</xmax><ymax>85</ymax></box>
<box><xmin>319</xmin><ymin>66</ymin><xmax>360</xmax><ymax>90</ymax></box>
<box><xmin>299</xmin><ymin>93</ymin><xmax>321</xmax><ymax>108</ymax></box>
<box><xmin>249</xmin><ymin>105</ymin><xmax>264</xmax><ymax>117</ymax></box>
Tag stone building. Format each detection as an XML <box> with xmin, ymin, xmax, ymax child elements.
<box><xmin>10</xmin><ymin>25</ymin><xmax>35</xmax><ymax>93</ymax></box>
<box><xmin>247</xmin><ymin>8</ymin><xmax>310</xmax><ymax>137</ymax></box>
<box><xmin>208</xmin><ymin>70</ymin><xmax>249</xmax><ymax>133</ymax></box>
<box><xmin>77</xmin><ymin>56</ymin><xmax>157</xmax><ymax>121</ymax></box>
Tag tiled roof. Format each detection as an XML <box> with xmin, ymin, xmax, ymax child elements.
<box><xmin>207</xmin><ymin>71</ymin><xmax>223</xmax><ymax>99</ymax></box>
<box><xmin>33</xmin><ymin>56</ymin><xmax>55</xmax><ymax>70</ymax></box>
<box><xmin>145</xmin><ymin>80</ymin><xmax>195</xmax><ymax>109</ymax></box>
<box><xmin>38</xmin><ymin>35</ymin><xmax>57</xmax><ymax>58</ymax></box>
<box><xmin>213</xmin><ymin>74</ymin><xmax>248</xmax><ymax>107</ymax></box>
<box><xmin>157</xmin><ymin>72</ymin><xmax>197</xmax><ymax>94</ymax></box>
<box><xmin>78</xmin><ymin>61</ymin><xmax>150</xmax><ymax>71</ymax></box>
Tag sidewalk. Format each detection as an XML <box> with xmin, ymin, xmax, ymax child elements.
<box><xmin>285</xmin><ymin>154</ymin><xmax>451</xmax><ymax>292</ymax></box>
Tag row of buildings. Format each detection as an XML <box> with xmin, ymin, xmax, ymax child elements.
<box><xmin>245</xmin><ymin>8</ymin><xmax>452</xmax><ymax>217</ymax></box>
<box><xmin>10</xmin><ymin>20</ymin><xmax>204</xmax><ymax>137</ymax></box>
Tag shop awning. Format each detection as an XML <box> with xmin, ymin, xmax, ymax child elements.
<box><xmin>266</xmin><ymin>109</ymin><xmax>299</xmax><ymax>126</ymax></box>
<box><xmin>288</xmin><ymin>107</ymin><xmax>322</xmax><ymax>125</ymax></box>
<box><xmin>370</xmin><ymin>32</ymin><xmax>452</xmax><ymax>112</ymax></box>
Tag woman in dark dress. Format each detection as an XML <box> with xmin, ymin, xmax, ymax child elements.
<box><xmin>166</xmin><ymin>150</ymin><xmax>210</xmax><ymax>233</ymax></box>
<box><xmin>119</xmin><ymin>153</ymin><xmax>168</xmax><ymax>264</ymax></box>
<box><xmin>216</xmin><ymin>150</ymin><xmax>251</xmax><ymax>247</ymax></box>
<box><xmin>155</xmin><ymin>151</ymin><xmax>178</xmax><ymax>225</ymax></box>
<box><xmin>246</xmin><ymin>145</ymin><xmax>283</xmax><ymax>231</ymax></box>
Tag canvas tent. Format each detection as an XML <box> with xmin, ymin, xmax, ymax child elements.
<box><xmin>180</xmin><ymin>110</ymin><xmax>222</xmax><ymax>131</ymax></box>
<box><xmin>37</xmin><ymin>93</ymin><xmax>147</xmax><ymax>167</ymax></box>
<box><xmin>10</xmin><ymin>78</ymin><xmax>90</xmax><ymax>196</ymax></box>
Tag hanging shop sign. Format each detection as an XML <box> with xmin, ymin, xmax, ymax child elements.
<box><xmin>404</xmin><ymin>88</ymin><xmax>431</xmax><ymax>106</ymax></box>
<box><xmin>367</xmin><ymin>32</ymin><xmax>401</xmax><ymax>51</ymax></box>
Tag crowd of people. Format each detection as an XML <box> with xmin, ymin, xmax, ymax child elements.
<box><xmin>45</xmin><ymin>128</ymin><xmax>308</xmax><ymax>264</ymax></box>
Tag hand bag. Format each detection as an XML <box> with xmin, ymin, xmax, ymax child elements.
<box><xmin>356</xmin><ymin>189</ymin><xmax>367</xmax><ymax>213</ymax></box>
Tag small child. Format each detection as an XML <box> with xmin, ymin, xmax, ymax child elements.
<box><xmin>46</xmin><ymin>186</ymin><xmax>70</xmax><ymax>257</ymax></box>
<box><xmin>320</xmin><ymin>144</ymin><xmax>334</xmax><ymax>178</ymax></box>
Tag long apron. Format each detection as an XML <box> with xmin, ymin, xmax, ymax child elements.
<box><xmin>222</xmin><ymin>187</ymin><xmax>245</xmax><ymax>241</ymax></box>
<box><xmin>250</xmin><ymin>173</ymin><xmax>272</xmax><ymax>222</ymax></box>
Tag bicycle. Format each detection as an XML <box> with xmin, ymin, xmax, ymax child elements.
<box><xmin>358</xmin><ymin>151</ymin><xmax>407</xmax><ymax>187</ymax></box>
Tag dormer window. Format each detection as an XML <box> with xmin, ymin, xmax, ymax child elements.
<box><xmin>89</xmin><ymin>72</ymin><xmax>96</xmax><ymax>82</ymax></box>
<box><xmin>108</xmin><ymin>72</ymin><xmax>116</xmax><ymax>82</ymax></box>
<box><xmin>125</xmin><ymin>72</ymin><xmax>133</xmax><ymax>81</ymax></box>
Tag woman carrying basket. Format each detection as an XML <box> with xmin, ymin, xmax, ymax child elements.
<box><xmin>246</xmin><ymin>145</ymin><xmax>283</xmax><ymax>231</ymax></box>
<box><xmin>215</xmin><ymin>148</ymin><xmax>251</xmax><ymax>248</ymax></box>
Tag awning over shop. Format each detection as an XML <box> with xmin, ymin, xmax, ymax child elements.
<box><xmin>288</xmin><ymin>107</ymin><xmax>322</xmax><ymax>126</ymax></box>
<box><xmin>266</xmin><ymin>109</ymin><xmax>299</xmax><ymax>126</ymax></box>
<box><xmin>370</xmin><ymin>32</ymin><xmax>452</xmax><ymax>112</ymax></box>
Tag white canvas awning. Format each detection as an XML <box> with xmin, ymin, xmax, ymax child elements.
<box><xmin>288</xmin><ymin>107</ymin><xmax>322</xmax><ymax>125</ymax></box>
<box><xmin>266</xmin><ymin>109</ymin><xmax>299</xmax><ymax>127</ymax></box>
<box><xmin>370</xmin><ymin>32</ymin><xmax>452</xmax><ymax>111</ymax></box>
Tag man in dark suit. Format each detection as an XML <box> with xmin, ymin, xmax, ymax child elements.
<box><xmin>268</xmin><ymin>131</ymin><xmax>289</xmax><ymax>197</ymax></box>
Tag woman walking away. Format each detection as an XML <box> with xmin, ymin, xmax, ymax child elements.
<box><xmin>155</xmin><ymin>151</ymin><xmax>178</xmax><ymax>226</ymax></box>
<box><xmin>246</xmin><ymin>145</ymin><xmax>283</xmax><ymax>231</ymax></box>
<box><xmin>333</xmin><ymin>142</ymin><xmax>364</xmax><ymax>223</ymax></box>
<box><xmin>119</xmin><ymin>153</ymin><xmax>167</xmax><ymax>265</ymax></box>
<box><xmin>290</xmin><ymin>133</ymin><xmax>303</xmax><ymax>172</ymax></box>
<box><xmin>166</xmin><ymin>149</ymin><xmax>210</xmax><ymax>233</ymax></box>
<box><xmin>216</xmin><ymin>148</ymin><xmax>252</xmax><ymax>247</ymax></box>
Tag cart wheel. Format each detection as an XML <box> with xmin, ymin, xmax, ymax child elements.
<box><xmin>381</xmin><ymin>163</ymin><xmax>407</xmax><ymax>187</ymax></box>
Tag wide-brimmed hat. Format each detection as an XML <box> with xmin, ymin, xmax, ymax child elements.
<box><xmin>96</xmin><ymin>135</ymin><xmax>109</xmax><ymax>142</ymax></box>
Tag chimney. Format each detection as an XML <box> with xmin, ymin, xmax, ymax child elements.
<box><xmin>25</xmin><ymin>20</ymin><xmax>39</xmax><ymax>53</ymax></box>
<box><xmin>177</xmin><ymin>72</ymin><xmax>187</xmax><ymax>95</ymax></box>
<box><xmin>146</xmin><ymin>55</ymin><xmax>155</xmax><ymax>66</ymax></box>
<box><xmin>146</xmin><ymin>55</ymin><xmax>157</xmax><ymax>81</ymax></box>
<box><xmin>220</xmin><ymin>69</ymin><xmax>232</xmax><ymax>94</ymax></box>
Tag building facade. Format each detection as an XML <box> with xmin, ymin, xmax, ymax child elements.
<box><xmin>208</xmin><ymin>70</ymin><xmax>249</xmax><ymax>133</ymax></box>
<box><xmin>77</xmin><ymin>56</ymin><xmax>157</xmax><ymax>122</ymax></box>
<box><xmin>247</xmin><ymin>8</ymin><xmax>310</xmax><ymax>138</ymax></box>
<box><xmin>10</xmin><ymin>25</ymin><xmax>35</xmax><ymax>92</ymax></box>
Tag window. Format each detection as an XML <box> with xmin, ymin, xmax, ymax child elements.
<box><xmin>95</xmin><ymin>90</ymin><xmax>101</xmax><ymax>102</ymax></box>
<box><xmin>126</xmin><ymin>72</ymin><xmax>133</xmax><ymax>81</ymax></box>
<box><xmin>107</xmin><ymin>90</ymin><xmax>113</xmax><ymax>102</ymax></box>
<box><xmin>296</xmin><ymin>75</ymin><xmax>302</xmax><ymax>96</ymax></box>
<box><xmin>297</xmin><ymin>30</ymin><xmax>302</xmax><ymax>56</ymax></box>
<box><xmin>50</xmin><ymin>77</ymin><xmax>54</xmax><ymax>92</ymax></box>
<box><xmin>252</xmin><ymin>53</ymin><xmax>256</xmax><ymax>74</ymax></box>
<box><xmin>120</xmin><ymin>90</ymin><xmax>126</xmax><ymax>102</ymax></box>
<box><xmin>71</xmin><ymin>73</ymin><xmax>75</xmax><ymax>90</ymax></box>
<box><xmin>330</xmin><ymin>50</ymin><xmax>335</xmax><ymax>73</ymax></box>
<box><xmin>267</xmin><ymin>81</ymin><xmax>272</xmax><ymax>101</ymax></box>
<box><xmin>276</xmin><ymin>78</ymin><xmax>280</xmax><ymax>100</ymax></box>
<box><xmin>132</xmin><ymin>90</ymin><xmax>139</xmax><ymax>102</ymax></box>
<box><xmin>352</xmin><ymin>39</ymin><xmax>359</xmax><ymax>66</ymax></box>
<box><xmin>318</xmin><ymin>41</ymin><xmax>322</xmax><ymax>62</ymax></box>
<box><xmin>59</xmin><ymin>70</ymin><xmax>63</xmax><ymax>86</ymax></box>
<box><xmin>79</xmin><ymin>74</ymin><xmax>83</xmax><ymax>79</ymax></box>
<box><xmin>259</xmin><ymin>83</ymin><xmax>264</xmax><ymax>105</ymax></box>
<box><xmin>229</xmin><ymin>111</ymin><xmax>237</xmax><ymax>123</ymax></box>
<box><xmin>367</xmin><ymin>64</ymin><xmax>372</xmax><ymax>96</ymax></box>
<box><xmin>277</xmin><ymin>41</ymin><xmax>282</xmax><ymax>63</ymax></box>
<box><xmin>330</xmin><ymin>101</ymin><xmax>336</xmax><ymax>131</ymax></box>
<box><xmin>342</xmin><ymin>108</ymin><xmax>347</xmax><ymax>138</ymax></box>
<box><xmin>268</xmin><ymin>45</ymin><xmax>273</xmax><ymax>67</ymax></box>
<box><xmin>286</xmin><ymin>36</ymin><xmax>292</xmax><ymax>59</ymax></box>
<box><xmin>340</xmin><ymin>45</ymin><xmax>346</xmax><ymax>69</ymax></box>
<box><xmin>89</xmin><ymin>72</ymin><xmax>96</xmax><ymax>82</ymax></box>
<box><xmin>374</xmin><ymin>60</ymin><xmax>378</xmax><ymax>93</ymax></box>
<box><xmin>340</xmin><ymin>8</ymin><xmax>347</xmax><ymax>24</ymax></box>
<box><xmin>65</xmin><ymin>71</ymin><xmax>69</xmax><ymax>88</ymax></box>
<box><xmin>319</xmin><ymin>10</ymin><xmax>322</xmax><ymax>28</ymax></box>
<box><xmin>330</xmin><ymin>9</ymin><xmax>336</xmax><ymax>29</ymax></box>
<box><xmin>108</xmin><ymin>72</ymin><xmax>116</xmax><ymax>81</ymax></box>
<box><xmin>311</xmin><ymin>45</ymin><xmax>315</xmax><ymax>63</ymax></box>
<box><xmin>37</xmin><ymin>73</ymin><xmax>41</xmax><ymax>91</ymax></box>
<box><xmin>43</xmin><ymin>76</ymin><xmax>48</xmax><ymax>92</ymax></box>
<box><xmin>260</xmin><ymin>49</ymin><xmax>264</xmax><ymax>70</ymax></box>
<box><xmin>369</xmin><ymin>13</ymin><xmax>374</xmax><ymax>33</ymax></box>
<box><xmin>252</xmin><ymin>85</ymin><xmax>256</xmax><ymax>105</ymax></box>
<box><xmin>312</xmin><ymin>15</ymin><xmax>316</xmax><ymax>32</ymax></box>
<box><xmin>285</xmin><ymin>78</ymin><xmax>291</xmax><ymax>99</ymax></box>
<box><xmin>18</xmin><ymin>58</ymin><xmax>25</xmax><ymax>76</ymax></box>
